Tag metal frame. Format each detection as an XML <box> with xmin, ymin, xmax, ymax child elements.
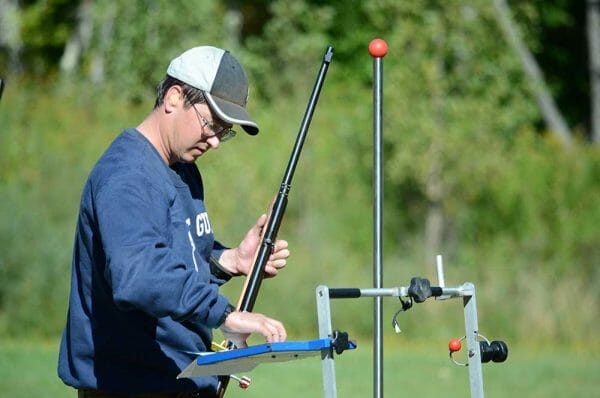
<box><xmin>315</xmin><ymin>282</ymin><xmax>485</xmax><ymax>398</ymax></box>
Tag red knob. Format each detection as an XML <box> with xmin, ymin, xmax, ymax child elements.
<box><xmin>368</xmin><ymin>39</ymin><xmax>388</xmax><ymax>58</ymax></box>
<box><xmin>239</xmin><ymin>376</ymin><xmax>251</xmax><ymax>389</ymax></box>
<box><xmin>448</xmin><ymin>338</ymin><xmax>462</xmax><ymax>353</ymax></box>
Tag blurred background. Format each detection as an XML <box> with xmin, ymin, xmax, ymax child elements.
<box><xmin>0</xmin><ymin>0</ymin><xmax>598</xmax><ymax>395</ymax></box>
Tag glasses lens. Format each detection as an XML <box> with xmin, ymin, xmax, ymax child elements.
<box><xmin>193</xmin><ymin>104</ymin><xmax>237</xmax><ymax>142</ymax></box>
<box><xmin>219</xmin><ymin>129</ymin><xmax>237</xmax><ymax>142</ymax></box>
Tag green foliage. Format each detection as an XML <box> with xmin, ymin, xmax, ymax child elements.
<box><xmin>0</xmin><ymin>80</ymin><xmax>147</xmax><ymax>337</ymax></box>
<box><xmin>18</xmin><ymin>0</ymin><xmax>77</xmax><ymax>74</ymax></box>
<box><xmin>85</xmin><ymin>0</ymin><xmax>227</xmax><ymax>101</ymax></box>
<box><xmin>241</xmin><ymin>0</ymin><xmax>335</xmax><ymax>100</ymax></box>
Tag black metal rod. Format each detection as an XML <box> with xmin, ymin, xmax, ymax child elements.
<box><xmin>216</xmin><ymin>46</ymin><xmax>333</xmax><ymax>398</ymax></box>
<box><xmin>239</xmin><ymin>45</ymin><xmax>333</xmax><ymax>312</ymax></box>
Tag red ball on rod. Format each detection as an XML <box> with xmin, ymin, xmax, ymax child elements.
<box><xmin>448</xmin><ymin>338</ymin><xmax>462</xmax><ymax>353</ymax></box>
<box><xmin>369</xmin><ymin>38</ymin><xmax>388</xmax><ymax>58</ymax></box>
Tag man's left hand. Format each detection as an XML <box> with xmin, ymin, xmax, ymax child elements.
<box><xmin>219</xmin><ymin>214</ymin><xmax>290</xmax><ymax>277</ymax></box>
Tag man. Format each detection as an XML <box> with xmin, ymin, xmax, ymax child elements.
<box><xmin>58</xmin><ymin>46</ymin><xmax>289</xmax><ymax>397</ymax></box>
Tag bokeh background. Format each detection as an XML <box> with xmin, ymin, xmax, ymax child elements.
<box><xmin>0</xmin><ymin>0</ymin><xmax>598</xmax><ymax>396</ymax></box>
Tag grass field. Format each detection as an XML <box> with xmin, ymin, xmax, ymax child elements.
<box><xmin>1</xmin><ymin>339</ymin><xmax>598</xmax><ymax>397</ymax></box>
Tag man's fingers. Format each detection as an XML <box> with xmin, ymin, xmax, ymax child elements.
<box><xmin>262</xmin><ymin>259</ymin><xmax>287</xmax><ymax>278</ymax></box>
<box><xmin>273</xmin><ymin>239</ymin><xmax>288</xmax><ymax>252</ymax></box>
<box><xmin>252</xmin><ymin>313</ymin><xmax>286</xmax><ymax>343</ymax></box>
<box><xmin>256</xmin><ymin>214</ymin><xmax>267</xmax><ymax>229</ymax></box>
<box><xmin>269</xmin><ymin>250</ymin><xmax>289</xmax><ymax>262</ymax></box>
<box><xmin>263</xmin><ymin>319</ymin><xmax>286</xmax><ymax>343</ymax></box>
<box><xmin>222</xmin><ymin>311</ymin><xmax>286</xmax><ymax>344</ymax></box>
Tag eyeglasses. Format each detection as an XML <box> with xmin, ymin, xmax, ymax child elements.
<box><xmin>192</xmin><ymin>104</ymin><xmax>237</xmax><ymax>142</ymax></box>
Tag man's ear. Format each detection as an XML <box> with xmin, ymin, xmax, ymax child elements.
<box><xmin>168</xmin><ymin>93</ymin><xmax>181</xmax><ymax>107</ymax></box>
<box><xmin>165</xmin><ymin>86</ymin><xmax>183</xmax><ymax>110</ymax></box>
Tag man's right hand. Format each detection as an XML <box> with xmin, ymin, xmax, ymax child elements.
<box><xmin>219</xmin><ymin>310</ymin><xmax>287</xmax><ymax>348</ymax></box>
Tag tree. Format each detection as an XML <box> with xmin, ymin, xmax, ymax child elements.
<box><xmin>588</xmin><ymin>0</ymin><xmax>600</xmax><ymax>143</ymax></box>
<box><xmin>493</xmin><ymin>0</ymin><xmax>572</xmax><ymax>147</ymax></box>
<box><xmin>59</xmin><ymin>0</ymin><xmax>93</xmax><ymax>77</ymax></box>
<box><xmin>0</xmin><ymin>0</ymin><xmax>23</xmax><ymax>73</ymax></box>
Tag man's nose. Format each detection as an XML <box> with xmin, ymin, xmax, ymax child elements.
<box><xmin>207</xmin><ymin>135</ymin><xmax>221</xmax><ymax>149</ymax></box>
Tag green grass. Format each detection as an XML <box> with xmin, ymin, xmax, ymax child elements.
<box><xmin>0</xmin><ymin>341</ymin><xmax>71</xmax><ymax>398</ymax></box>
<box><xmin>1</xmin><ymin>339</ymin><xmax>598</xmax><ymax>397</ymax></box>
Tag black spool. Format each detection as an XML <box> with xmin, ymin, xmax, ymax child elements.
<box><xmin>480</xmin><ymin>340</ymin><xmax>509</xmax><ymax>363</ymax></box>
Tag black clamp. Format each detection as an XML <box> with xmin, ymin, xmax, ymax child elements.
<box><xmin>407</xmin><ymin>277</ymin><xmax>433</xmax><ymax>303</ymax></box>
<box><xmin>331</xmin><ymin>330</ymin><xmax>354</xmax><ymax>355</ymax></box>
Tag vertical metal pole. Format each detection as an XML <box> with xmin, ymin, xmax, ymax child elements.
<box><xmin>316</xmin><ymin>286</ymin><xmax>337</xmax><ymax>398</ymax></box>
<box><xmin>462</xmin><ymin>283</ymin><xmax>485</xmax><ymax>398</ymax></box>
<box><xmin>369</xmin><ymin>38</ymin><xmax>388</xmax><ymax>398</ymax></box>
<box><xmin>372</xmin><ymin>54</ymin><xmax>384</xmax><ymax>398</ymax></box>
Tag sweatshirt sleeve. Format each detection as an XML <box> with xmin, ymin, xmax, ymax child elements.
<box><xmin>94</xmin><ymin>171</ymin><xmax>229</xmax><ymax>329</ymax></box>
<box><xmin>208</xmin><ymin>240</ymin><xmax>232</xmax><ymax>284</ymax></box>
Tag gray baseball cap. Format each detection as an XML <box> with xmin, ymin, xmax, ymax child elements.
<box><xmin>166</xmin><ymin>46</ymin><xmax>259</xmax><ymax>135</ymax></box>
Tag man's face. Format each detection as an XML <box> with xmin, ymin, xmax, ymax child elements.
<box><xmin>170</xmin><ymin>101</ymin><xmax>233</xmax><ymax>163</ymax></box>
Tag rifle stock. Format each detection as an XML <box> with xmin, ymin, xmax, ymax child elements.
<box><xmin>215</xmin><ymin>45</ymin><xmax>334</xmax><ymax>397</ymax></box>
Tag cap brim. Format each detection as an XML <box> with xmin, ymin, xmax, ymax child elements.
<box><xmin>204</xmin><ymin>92</ymin><xmax>259</xmax><ymax>135</ymax></box>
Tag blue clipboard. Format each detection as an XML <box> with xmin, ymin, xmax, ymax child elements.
<box><xmin>178</xmin><ymin>338</ymin><xmax>356</xmax><ymax>378</ymax></box>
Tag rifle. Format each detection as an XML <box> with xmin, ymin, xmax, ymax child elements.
<box><xmin>215</xmin><ymin>45</ymin><xmax>334</xmax><ymax>397</ymax></box>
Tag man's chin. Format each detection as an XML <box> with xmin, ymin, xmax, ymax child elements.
<box><xmin>188</xmin><ymin>147</ymin><xmax>207</xmax><ymax>160</ymax></box>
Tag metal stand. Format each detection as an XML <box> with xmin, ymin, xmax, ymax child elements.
<box><xmin>315</xmin><ymin>276</ymin><xmax>490</xmax><ymax>398</ymax></box>
<box><xmin>180</xmin><ymin>260</ymin><xmax>506</xmax><ymax>398</ymax></box>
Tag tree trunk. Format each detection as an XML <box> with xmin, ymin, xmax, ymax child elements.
<box><xmin>224</xmin><ymin>1</ymin><xmax>243</xmax><ymax>49</ymax></box>
<box><xmin>588</xmin><ymin>0</ymin><xmax>600</xmax><ymax>144</ymax></box>
<box><xmin>59</xmin><ymin>0</ymin><xmax>93</xmax><ymax>77</ymax></box>
<box><xmin>90</xmin><ymin>4</ymin><xmax>117</xmax><ymax>84</ymax></box>
<box><xmin>493</xmin><ymin>0</ymin><xmax>572</xmax><ymax>147</ymax></box>
<box><xmin>0</xmin><ymin>0</ymin><xmax>23</xmax><ymax>74</ymax></box>
<box><xmin>425</xmin><ymin>30</ymin><xmax>446</xmax><ymax>261</ymax></box>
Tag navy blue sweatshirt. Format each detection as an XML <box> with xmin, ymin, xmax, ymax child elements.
<box><xmin>58</xmin><ymin>129</ymin><xmax>231</xmax><ymax>393</ymax></box>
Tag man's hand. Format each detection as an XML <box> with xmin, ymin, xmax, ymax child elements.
<box><xmin>220</xmin><ymin>310</ymin><xmax>287</xmax><ymax>348</ymax></box>
<box><xmin>219</xmin><ymin>214</ymin><xmax>290</xmax><ymax>277</ymax></box>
